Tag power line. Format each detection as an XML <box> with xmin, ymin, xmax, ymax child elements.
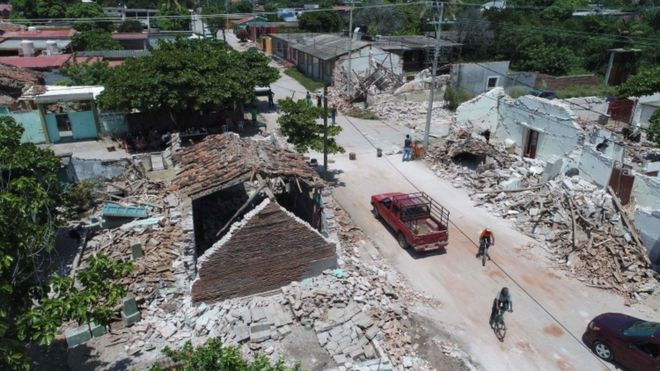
<box><xmin>338</xmin><ymin>112</ymin><xmax>612</xmax><ymax>369</ymax></box>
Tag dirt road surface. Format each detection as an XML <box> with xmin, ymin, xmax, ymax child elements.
<box><xmin>324</xmin><ymin>115</ymin><xmax>655</xmax><ymax>371</ymax></box>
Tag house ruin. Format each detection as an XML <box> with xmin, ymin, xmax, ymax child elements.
<box><xmin>171</xmin><ymin>133</ymin><xmax>337</xmax><ymax>303</ymax></box>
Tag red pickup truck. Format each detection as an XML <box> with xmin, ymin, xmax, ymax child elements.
<box><xmin>371</xmin><ymin>192</ymin><xmax>450</xmax><ymax>252</ymax></box>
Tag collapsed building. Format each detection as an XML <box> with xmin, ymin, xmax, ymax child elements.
<box><xmin>170</xmin><ymin>133</ymin><xmax>337</xmax><ymax>303</ymax></box>
<box><xmin>429</xmin><ymin>87</ymin><xmax>660</xmax><ymax>299</ymax></box>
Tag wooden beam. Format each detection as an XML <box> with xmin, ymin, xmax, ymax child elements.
<box><xmin>215</xmin><ymin>183</ymin><xmax>267</xmax><ymax>238</ymax></box>
<box><xmin>607</xmin><ymin>186</ymin><xmax>651</xmax><ymax>265</ymax></box>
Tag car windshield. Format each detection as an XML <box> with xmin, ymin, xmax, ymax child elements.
<box><xmin>622</xmin><ymin>320</ymin><xmax>660</xmax><ymax>337</ymax></box>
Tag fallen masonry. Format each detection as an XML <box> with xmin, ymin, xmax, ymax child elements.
<box><xmin>58</xmin><ymin>133</ymin><xmax>457</xmax><ymax>370</ymax></box>
<box><xmin>427</xmin><ymin>130</ymin><xmax>658</xmax><ymax>303</ymax></box>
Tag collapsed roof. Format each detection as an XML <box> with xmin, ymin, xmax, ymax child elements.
<box><xmin>171</xmin><ymin>133</ymin><xmax>323</xmax><ymax>200</ymax></box>
<box><xmin>0</xmin><ymin>63</ymin><xmax>45</xmax><ymax>104</ymax></box>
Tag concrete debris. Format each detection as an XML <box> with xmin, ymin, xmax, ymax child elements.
<box><xmin>427</xmin><ymin>132</ymin><xmax>658</xmax><ymax>302</ymax></box>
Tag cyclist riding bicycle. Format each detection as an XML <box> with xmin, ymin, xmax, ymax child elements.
<box><xmin>490</xmin><ymin>287</ymin><xmax>513</xmax><ymax>326</ymax></box>
<box><xmin>477</xmin><ymin>227</ymin><xmax>495</xmax><ymax>259</ymax></box>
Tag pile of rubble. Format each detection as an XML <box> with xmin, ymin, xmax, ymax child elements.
<box><xmin>427</xmin><ymin>132</ymin><xmax>658</xmax><ymax>302</ymax></box>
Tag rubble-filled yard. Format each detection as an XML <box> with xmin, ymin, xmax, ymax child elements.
<box><xmin>426</xmin><ymin>129</ymin><xmax>658</xmax><ymax>304</ymax></box>
<box><xmin>52</xmin><ymin>134</ymin><xmax>473</xmax><ymax>371</ymax></box>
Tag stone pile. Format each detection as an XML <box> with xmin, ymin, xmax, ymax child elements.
<box><xmin>427</xmin><ymin>135</ymin><xmax>658</xmax><ymax>302</ymax></box>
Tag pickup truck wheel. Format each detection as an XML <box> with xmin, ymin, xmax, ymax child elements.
<box><xmin>372</xmin><ymin>207</ymin><xmax>380</xmax><ymax>219</ymax></box>
<box><xmin>397</xmin><ymin>233</ymin><xmax>409</xmax><ymax>249</ymax></box>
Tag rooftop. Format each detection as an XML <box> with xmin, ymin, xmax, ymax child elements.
<box><xmin>1</xmin><ymin>28</ymin><xmax>77</xmax><ymax>39</ymax></box>
<box><xmin>273</xmin><ymin>33</ymin><xmax>370</xmax><ymax>61</ymax></box>
<box><xmin>372</xmin><ymin>35</ymin><xmax>461</xmax><ymax>50</ymax></box>
<box><xmin>0</xmin><ymin>38</ymin><xmax>72</xmax><ymax>50</ymax></box>
<box><xmin>0</xmin><ymin>54</ymin><xmax>73</xmax><ymax>69</ymax></box>
<box><xmin>171</xmin><ymin>133</ymin><xmax>322</xmax><ymax>199</ymax></box>
<box><xmin>0</xmin><ymin>63</ymin><xmax>44</xmax><ymax>103</ymax></box>
<box><xmin>76</xmin><ymin>49</ymin><xmax>152</xmax><ymax>59</ymax></box>
<box><xmin>111</xmin><ymin>32</ymin><xmax>148</xmax><ymax>40</ymax></box>
<box><xmin>21</xmin><ymin>85</ymin><xmax>104</xmax><ymax>103</ymax></box>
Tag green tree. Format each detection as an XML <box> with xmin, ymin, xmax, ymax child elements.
<box><xmin>277</xmin><ymin>98</ymin><xmax>344</xmax><ymax>154</ymax></box>
<box><xmin>117</xmin><ymin>20</ymin><xmax>145</xmax><ymax>33</ymax></box>
<box><xmin>20</xmin><ymin>255</ymin><xmax>132</xmax><ymax>346</ymax></box>
<box><xmin>617</xmin><ymin>66</ymin><xmax>660</xmax><ymax>97</ymax></box>
<box><xmin>156</xmin><ymin>3</ymin><xmax>191</xmax><ymax>31</ymax></box>
<box><xmin>59</xmin><ymin>60</ymin><xmax>114</xmax><ymax>86</ymax></box>
<box><xmin>299</xmin><ymin>11</ymin><xmax>343</xmax><ymax>32</ymax></box>
<box><xmin>0</xmin><ymin>117</ymin><xmax>63</xmax><ymax>368</ymax></box>
<box><xmin>229</xmin><ymin>0</ymin><xmax>253</xmax><ymax>13</ymax></box>
<box><xmin>519</xmin><ymin>44</ymin><xmax>578</xmax><ymax>75</ymax></box>
<box><xmin>66</xmin><ymin>2</ymin><xmax>111</xmax><ymax>31</ymax></box>
<box><xmin>647</xmin><ymin>110</ymin><xmax>660</xmax><ymax>146</ymax></box>
<box><xmin>12</xmin><ymin>0</ymin><xmax>75</xmax><ymax>19</ymax></box>
<box><xmin>71</xmin><ymin>30</ymin><xmax>122</xmax><ymax>52</ymax></box>
<box><xmin>150</xmin><ymin>339</ymin><xmax>300</xmax><ymax>371</ymax></box>
<box><xmin>98</xmin><ymin>38</ymin><xmax>279</xmax><ymax>127</ymax></box>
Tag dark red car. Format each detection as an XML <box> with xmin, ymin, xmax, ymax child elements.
<box><xmin>583</xmin><ymin>313</ymin><xmax>660</xmax><ymax>370</ymax></box>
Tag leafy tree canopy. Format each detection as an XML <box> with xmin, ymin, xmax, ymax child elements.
<box><xmin>65</xmin><ymin>2</ymin><xmax>112</xmax><ymax>31</ymax></box>
<box><xmin>117</xmin><ymin>20</ymin><xmax>145</xmax><ymax>33</ymax></box>
<box><xmin>229</xmin><ymin>0</ymin><xmax>254</xmax><ymax>14</ymax></box>
<box><xmin>0</xmin><ymin>117</ymin><xmax>62</xmax><ymax>368</ymax></box>
<box><xmin>647</xmin><ymin>110</ymin><xmax>660</xmax><ymax>147</ymax></box>
<box><xmin>299</xmin><ymin>11</ymin><xmax>343</xmax><ymax>32</ymax></box>
<box><xmin>59</xmin><ymin>60</ymin><xmax>114</xmax><ymax>86</ymax></box>
<box><xmin>156</xmin><ymin>2</ymin><xmax>191</xmax><ymax>31</ymax></box>
<box><xmin>277</xmin><ymin>98</ymin><xmax>344</xmax><ymax>155</ymax></box>
<box><xmin>71</xmin><ymin>30</ymin><xmax>123</xmax><ymax>51</ymax></box>
<box><xmin>150</xmin><ymin>339</ymin><xmax>300</xmax><ymax>371</ymax></box>
<box><xmin>617</xmin><ymin>66</ymin><xmax>660</xmax><ymax>97</ymax></box>
<box><xmin>98</xmin><ymin>38</ymin><xmax>279</xmax><ymax>127</ymax></box>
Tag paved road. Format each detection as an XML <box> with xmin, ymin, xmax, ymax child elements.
<box><xmin>324</xmin><ymin>114</ymin><xmax>654</xmax><ymax>371</ymax></box>
<box><xmin>245</xmin><ymin>43</ymin><xmax>654</xmax><ymax>370</ymax></box>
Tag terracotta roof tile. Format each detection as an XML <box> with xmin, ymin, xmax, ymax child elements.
<box><xmin>171</xmin><ymin>133</ymin><xmax>322</xmax><ymax>199</ymax></box>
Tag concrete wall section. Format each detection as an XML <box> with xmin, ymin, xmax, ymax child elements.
<box><xmin>70</xmin><ymin>158</ymin><xmax>126</xmax><ymax>181</ymax></box>
<box><xmin>337</xmin><ymin>46</ymin><xmax>403</xmax><ymax>77</ymax></box>
<box><xmin>44</xmin><ymin>114</ymin><xmax>60</xmax><ymax>142</ymax></box>
<box><xmin>99</xmin><ymin>112</ymin><xmax>128</xmax><ymax>135</ymax></box>
<box><xmin>496</xmin><ymin>96</ymin><xmax>582</xmax><ymax>161</ymax></box>
<box><xmin>634</xmin><ymin>208</ymin><xmax>660</xmax><ymax>268</ymax></box>
<box><xmin>564</xmin><ymin>97</ymin><xmax>609</xmax><ymax>125</ymax></box>
<box><xmin>632</xmin><ymin>174</ymin><xmax>660</xmax><ymax>209</ymax></box>
<box><xmin>10</xmin><ymin>111</ymin><xmax>47</xmax><ymax>143</ymax></box>
<box><xmin>455</xmin><ymin>87</ymin><xmax>504</xmax><ymax>133</ymax></box>
<box><xmin>69</xmin><ymin>111</ymin><xmax>98</xmax><ymax>140</ymax></box>
<box><xmin>451</xmin><ymin>61</ymin><xmax>509</xmax><ymax>95</ymax></box>
<box><xmin>578</xmin><ymin>146</ymin><xmax>614</xmax><ymax>187</ymax></box>
<box><xmin>191</xmin><ymin>199</ymin><xmax>337</xmax><ymax>303</ymax></box>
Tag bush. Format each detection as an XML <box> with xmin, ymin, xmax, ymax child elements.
<box><xmin>444</xmin><ymin>85</ymin><xmax>474</xmax><ymax>111</ymax></box>
<box><xmin>150</xmin><ymin>339</ymin><xmax>300</xmax><ymax>371</ymax></box>
<box><xmin>648</xmin><ymin>110</ymin><xmax>660</xmax><ymax>146</ymax></box>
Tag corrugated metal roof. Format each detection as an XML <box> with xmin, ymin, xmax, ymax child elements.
<box><xmin>1</xmin><ymin>29</ymin><xmax>76</xmax><ymax>39</ymax></box>
<box><xmin>77</xmin><ymin>50</ymin><xmax>151</xmax><ymax>59</ymax></box>
<box><xmin>21</xmin><ymin>85</ymin><xmax>104</xmax><ymax>103</ymax></box>
<box><xmin>111</xmin><ymin>32</ymin><xmax>148</xmax><ymax>40</ymax></box>
<box><xmin>273</xmin><ymin>33</ymin><xmax>369</xmax><ymax>61</ymax></box>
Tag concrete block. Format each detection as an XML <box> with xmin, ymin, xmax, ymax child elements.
<box><xmin>233</xmin><ymin>323</ymin><xmax>250</xmax><ymax>343</ymax></box>
<box><xmin>65</xmin><ymin>325</ymin><xmax>92</xmax><ymax>347</ymax></box>
<box><xmin>249</xmin><ymin>323</ymin><xmax>271</xmax><ymax>343</ymax></box>
<box><xmin>130</xmin><ymin>242</ymin><xmax>144</xmax><ymax>260</ymax></box>
<box><xmin>90</xmin><ymin>322</ymin><xmax>107</xmax><ymax>337</ymax></box>
<box><xmin>121</xmin><ymin>297</ymin><xmax>141</xmax><ymax>326</ymax></box>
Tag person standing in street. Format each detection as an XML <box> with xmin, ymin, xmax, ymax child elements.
<box><xmin>331</xmin><ymin>105</ymin><xmax>337</xmax><ymax>125</ymax></box>
<box><xmin>316</xmin><ymin>92</ymin><xmax>322</xmax><ymax>108</ymax></box>
<box><xmin>306</xmin><ymin>91</ymin><xmax>312</xmax><ymax>106</ymax></box>
<box><xmin>403</xmin><ymin>134</ymin><xmax>412</xmax><ymax>161</ymax></box>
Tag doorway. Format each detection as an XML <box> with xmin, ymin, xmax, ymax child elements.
<box><xmin>55</xmin><ymin>114</ymin><xmax>72</xmax><ymax>139</ymax></box>
<box><xmin>524</xmin><ymin>129</ymin><xmax>539</xmax><ymax>159</ymax></box>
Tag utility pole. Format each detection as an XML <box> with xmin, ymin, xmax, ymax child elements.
<box><xmin>323</xmin><ymin>84</ymin><xmax>329</xmax><ymax>179</ymax></box>
<box><xmin>423</xmin><ymin>1</ymin><xmax>444</xmax><ymax>149</ymax></box>
<box><xmin>345</xmin><ymin>1</ymin><xmax>359</xmax><ymax>98</ymax></box>
<box><xmin>222</xmin><ymin>0</ymin><xmax>228</xmax><ymax>42</ymax></box>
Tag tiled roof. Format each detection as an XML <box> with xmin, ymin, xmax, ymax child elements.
<box><xmin>0</xmin><ymin>22</ymin><xmax>25</xmax><ymax>33</ymax></box>
<box><xmin>172</xmin><ymin>133</ymin><xmax>322</xmax><ymax>199</ymax></box>
<box><xmin>0</xmin><ymin>54</ymin><xmax>72</xmax><ymax>69</ymax></box>
<box><xmin>111</xmin><ymin>32</ymin><xmax>148</xmax><ymax>40</ymax></box>
<box><xmin>0</xmin><ymin>63</ymin><xmax>44</xmax><ymax>103</ymax></box>
<box><xmin>1</xmin><ymin>28</ymin><xmax>76</xmax><ymax>39</ymax></box>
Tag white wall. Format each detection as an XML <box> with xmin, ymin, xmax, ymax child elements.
<box><xmin>455</xmin><ymin>87</ymin><xmax>504</xmax><ymax>133</ymax></box>
<box><xmin>563</xmin><ymin>97</ymin><xmax>608</xmax><ymax>125</ymax></box>
<box><xmin>634</xmin><ymin>207</ymin><xmax>660</xmax><ymax>267</ymax></box>
<box><xmin>578</xmin><ymin>146</ymin><xmax>614</xmax><ymax>187</ymax></box>
<box><xmin>631</xmin><ymin>93</ymin><xmax>660</xmax><ymax>128</ymax></box>
<box><xmin>495</xmin><ymin>96</ymin><xmax>583</xmax><ymax>161</ymax></box>
<box><xmin>632</xmin><ymin>173</ymin><xmax>660</xmax><ymax>209</ymax></box>
<box><xmin>337</xmin><ymin>46</ymin><xmax>402</xmax><ymax>77</ymax></box>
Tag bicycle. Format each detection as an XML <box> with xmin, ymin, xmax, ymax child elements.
<box><xmin>491</xmin><ymin>308</ymin><xmax>511</xmax><ymax>342</ymax></box>
<box><xmin>478</xmin><ymin>239</ymin><xmax>491</xmax><ymax>267</ymax></box>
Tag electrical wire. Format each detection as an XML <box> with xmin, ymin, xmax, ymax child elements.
<box><xmin>338</xmin><ymin>112</ymin><xmax>613</xmax><ymax>369</ymax></box>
